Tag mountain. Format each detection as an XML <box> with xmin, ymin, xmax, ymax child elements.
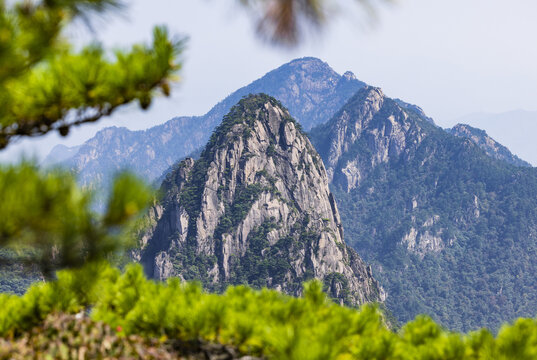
<box><xmin>448</xmin><ymin>124</ymin><xmax>530</xmax><ymax>167</ymax></box>
<box><xmin>63</xmin><ymin>121</ymin><xmax>201</xmax><ymax>187</ymax></box>
<box><xmin>56</xmin><ymin>57</ymin><xmax>367</xmax><ymax>188</ymax></box>
<box><xmin>135</xmin><ymin>94</ymin><xmax>385</xmax><ymax>306</ymax></box>
<box><xmin>394</xmin><ymin>98</ymin><xmax>435</xmax><ymax>124</ymax></box>
<box><xmin>310</xmin><ymin>86</ymin><xmax>537</xmax><ymax>331</ymax></box>
<box><xmin>41</xmin><ymin>144</ymin><xmax>81</xmax><ymax>167</ymax></box>
<box><xmin>455</xmin><ymin>110</ymin><xmax>537</xmax><ymax>166</ymax></box>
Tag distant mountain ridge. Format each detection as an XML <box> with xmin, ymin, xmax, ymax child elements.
<box><xmin>50</xmin><ymin>57</ymin><xmax>445</xmax><ymax>190</ymax></box>
<box><xmin>135</xmin><ymin>94</ymin><xmax>385</xmax><ymax>306</ymax></box>
<box><xmin>454</xmin><ymin>110</ymin><xmax>537</xmax><ymax>167</ymax></box>
<box><xmin>448</xmin><ymin>123</ymin><xmax>530</xmax><ymax>167</ymax></box>
<box><xmin>42</xmin><ymin>144</ymin><xmax>81</xmax><ymax>167</ymax></box>
<box><xmin>55</xmin><ymin>57</ymin><xmax>368</xmax><ymax>188</ymax></box>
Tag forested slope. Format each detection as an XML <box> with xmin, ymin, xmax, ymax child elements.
<box><xmin>311</xmin><ymin>86</ymin><xmax>537</xmax><ymax>332</ymax></box>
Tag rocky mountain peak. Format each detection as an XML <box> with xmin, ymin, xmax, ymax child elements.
<box><xmin>342</xmin><ymin>71</ymin><xmax>358</xmax><ymax>81</ymax></box>
<box><xmin>310</xmin><ymin>86</ymin><xmax>537</xmax><ymax>331</ymax></box>
<box><xmin>310</xmin><ymin>85</ymin><xmax>428</xmax><ymax>191</ymax></box>
<box><xmin>448</xmin><ymin>123</ymin><xmax>530</xmax><ymax>167</ymax></box>
<box><xmin>361</xmin><ymin>85</ymin><xmax>384</xmax><ymax>100</ymax></box>
<box><xmin>55</xmin><ymin>58</ymin><xmax>369</xmax><ymax>191</ymax></box>
<box><xmin>285</xmin><ymin>56</ymin><xmax>332</xmax><ymax>69</ymax></box>
<box><xmin>137</xmin><ymin>94</ymin><xmax>384</xmax><ymax>306</ymax></box>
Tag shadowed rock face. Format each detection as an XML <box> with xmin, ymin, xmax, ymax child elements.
<box><xmin>136</xmin><ymin>94</ymin><xmax>384</xmax><ymax>307</ymax></box>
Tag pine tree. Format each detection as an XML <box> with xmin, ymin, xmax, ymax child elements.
<box><xmin>0</xmin><ymin>0</ymin><xmax>183</xmax><ymax>272</ymax></box>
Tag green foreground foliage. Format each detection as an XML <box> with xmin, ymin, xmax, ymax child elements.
<box><xmin>0</xmin><ymin>163</ymin><xmax>152</xmax><ymax>280</ymax></box>
<box><xmin>0</xmin><ymin>0</ymin><xmax>181</xmax><ymax>279</ymax></box>
<box><xmin>0</xmin><ymin>0</ymin><xmax>183</xmax><ymax>148</ymax></box>
<box><xmin>1</xmin><ymin>264</ymin><xmax>537</xmax><ymax>359</ymax></box>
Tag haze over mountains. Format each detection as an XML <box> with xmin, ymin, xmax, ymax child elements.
<box><xmin>39</xmin><ymin>57</ymin><xmax>537</xmax><ymax>332</ymax></box>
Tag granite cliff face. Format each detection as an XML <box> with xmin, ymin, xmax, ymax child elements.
<box><xmin>310</xmin><ymin>86</ymin><xmax>434</xmax><ymax>193</ymax></box>
<box><xmin>310</xmin><ymin>86</ymin><xmax>537</xmax><ymax>332</ymax></box>
<box><xmin>137</xmin><ymin>94</ymin><xmax>384</xmax><ymax>306</ymax></box>
<box><xmin>448</xmin><ymin>123</ymin><xmax>530</xmax><ymax>167</ymax></box>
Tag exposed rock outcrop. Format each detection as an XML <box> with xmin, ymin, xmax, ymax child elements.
<box><xmin>401</xmin><ymin>215</ymin><xmax>445</xmax><ymax>257</ymax></box>
<box><xmin>139</xmin><ymin>94</ymin><xmax>384</xmax><ymax>306</ymax></box>
<box><xmin>310</xmin><ymin>86</ymin><xmax>433</xmax><ymax>192</ymax></box>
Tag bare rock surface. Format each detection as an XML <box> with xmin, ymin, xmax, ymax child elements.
<box><xmin>138</xmin><ymin>94</ymin><xmax>384</xmax><ymax>306</ymax></box>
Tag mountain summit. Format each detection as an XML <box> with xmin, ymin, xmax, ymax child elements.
<box><xmin>207</xmin><ymin>57</ymin><xmax>367</xmax><ymax>132</ymax></box>
<box><xmin>136</xmin><ymin>94</ymin><xmax>384</xmax><ymax>306</ymax></box>
<box><xmin>448</xmin><ymin>123</ymin><xmax>530</xmax><ymax>167</ymax></box>
<box><xmin>310</xmin><ymin>86</ymin><xmax>437</xmax><ymax>192</ymax></box>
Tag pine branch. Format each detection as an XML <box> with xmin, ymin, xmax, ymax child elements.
<box><xmin>0</xmin><ymin>26</ymin><xmax>184</xmax><ymax>148</ymax></box>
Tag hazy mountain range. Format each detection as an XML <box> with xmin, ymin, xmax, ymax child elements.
<box><xmin>45</xmin><ymin>58</ymin><xmax>434</xmax><ymax>190</ymax></box>
<box><xmin>46</xmin><ymin>58</ymin><xmax>367</xmax><ymax>188</ymax></box>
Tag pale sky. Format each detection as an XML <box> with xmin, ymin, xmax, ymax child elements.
<box><xmin>2</xmin><ymin>0</ymin><xmax>537</xmax><ymax>163</ymax></box>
